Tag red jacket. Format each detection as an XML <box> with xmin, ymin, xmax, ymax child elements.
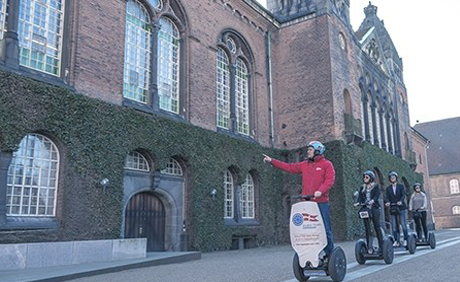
<box><xmin>271</xmin><ymin>156</ymin><xmax>335</xmax><ymax>203</ymax></box>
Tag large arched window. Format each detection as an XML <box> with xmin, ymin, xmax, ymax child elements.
<box><xmin>224</xmin><ymin>170</ymin><xmax>234</xmax><ymax>218</ymax></box>
<box><xmin>18</xmin><ymin>0</ymin><xmax>65</xmax><ymax>76</ymax></box>
<box><xmin>235</xmin><ymin>58</ymin><xmax>249</xmax><ymax>135</ymax></box>
<box><xmin>450</xmin><ymin>179</ymin><xmax>459</xmax><ymax>194</ymax></box>
<box><xmin>157</xmin><ymin>17</ymin><xmax>180</xmax><ymax>114</ymax></box>
<box><xmin>453</xmin><ymin>206</ymin><xmax>460</xmax><ymax>215</ymax></box>
<box><xmin>216</xmin><ymin>48</ymin><xmax>231</xmax><ymax>129</ymax></box>
<box><xmin>375</xmin><ymin>100</ymin><xmax>381</xmax><ymax>146</ymax></box>
<box><xmin>382</xmin><ymin>107</ymin><xmax>388</xmax><ymax>151</ymax></box>
<box><xmin>123</xmin><ymin>0</ymin><xmax>151</xmax><ymax>103</ymax></box>
<box><xmin>216</xmin><ymin>33</ymin><xmax>253</xmax><ymax>137</ymax></box>
<box><xmin>360</xmin><ymin>89</ymin><xmax>365</xmax><ymax>137</ymax></box>
<box><xmin>240</xmin><ymin>174</ymin><xmax>254</xmax><ymax>218</ymax></box>
<box><xmin>7</xmin><ymin>134</ymin><xmax>60</xmax><ymax>216</ymax></box>
<box><xmin>161</xmin><ymin>158</ymin><xmax>183</xmax><ymax>176</ymax></box>
<box><xmin>389</xmin><ymin>117</ymin><xmax>396</xmax><ymax>154</ymax></box>
<box><xmin>0</xmin><ymin>0</ymin><xmax>6</xmax><ymax>40</ymax></box>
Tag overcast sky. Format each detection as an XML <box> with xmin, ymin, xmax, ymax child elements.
<box><xmin>256</xmin><ymin>0</ymin><xmax>460</xmax><ymax>125</ymax></box>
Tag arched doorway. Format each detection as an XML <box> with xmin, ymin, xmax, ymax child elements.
<box><xmin>124</xmin><ymin>192</ymin><xmax>165</xmax><ymax>251</ymax></box>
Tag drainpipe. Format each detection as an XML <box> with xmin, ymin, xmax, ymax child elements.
<box><xmin>267</xmin><ymin>31</ymin><xmax>275</xmax><ymax>147</ymax></box>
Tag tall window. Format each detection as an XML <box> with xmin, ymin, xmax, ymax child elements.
<box><xmin>0</xmin><ymin>0</ymin><xmax>6</xmax><ymax>40</ymax></box>
<box><xmin>216</xmin><ymin>48</ymin><xmax>231</xmax><ymax>129</ymax></box>
<box><xmin>123</xmin><ymin>0</ymin><xmax>151</xmax><ymax>103</ymax></box>
<box><xmin>366</xmin><ymin>93</ymin><xmax>374</xmax><ymax>143</ymax></box>
<box><xmin>375</xmin><ymin>101</ymin><xmax>381</xmax><ymax>146</ymax></box>
<box><xmin>389</xmin><ymin>118</ymin><xmax>395</xmax><ymax>154</ymax></box>
<box><xmin>383</xmin><ymin>110</ymin><xmax>388</xmax><ymax>151</ymax></box>
<box><xmin>125</xmin><ymin>151</ymin><xmax>150</xmax><ymax>171</ymax></box>
<box><xmin>453</xmin><ymin>206</ymin><xmax>460</xmax><ymax>215</ymax></box>
<box><xmin>360</xmin><ymin>91</ymin><xmax>365</xmax><ymax>138</ymax></box>
<box><xmin>235</xmin><ymin>59</ymin><xmax>249</xmax><ymax>135</ymax></box>
<box><xmin>224</xmin><ymin>170</ymin><xmax>234</xmax><ymax>218</ymax></box>
<box><xmin>7</xmin><ymin>134</ymin><xmax>60</xmax><ymax>216</ymax></box>
<box><xmin>240</xmin><ymin>174</ymin><xmax>254</xmax><ymax>218</ymax></box>
<box><xmin>157</xmin><ymin>17</ymin><xmax>180</xmax><ymax>114</ymax></box>
<box><xmin>18</xmin><ymin>0</ymin><xmax>65</xmax><ymax>76</ymax></box>
<box><xmin>450</xmin><ymin>179</ymin><xmax>459</xmax><ymax>194</ymax></box>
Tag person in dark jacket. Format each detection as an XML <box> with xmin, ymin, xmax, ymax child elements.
<box><xmin>409</xmin><ymin>183</ymin><xmax>429</xmax><ymax>241</ymax></box>
<box><xmin>384</xmin><ymin>171</ymin><xmax>408</xmax><ymax>246</ymax></box>
<box><xmin>354</xmin><ymin>170</ymin><xmax>384</xmax><ymax>252</ymax></box>
<box><xmin>263</xmin><ymin>141</ymin><xmax>335</xmax><ymax>257</ymax></box>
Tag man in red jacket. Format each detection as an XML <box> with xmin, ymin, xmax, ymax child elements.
<box><xmin>263</xmin><ymin>141</ymin><xmax>336</xmax><ymax>257</ymax></box>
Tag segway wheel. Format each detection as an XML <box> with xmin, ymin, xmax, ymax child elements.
<box><xmin>407</xmin><ymin>235</ymin><xmax>416</xmax><ymax>254</ymax></box>
<box><xmin>328</xmin><ymin>247</ymin><xmax>347</xmax><ymax>282</ymax></box>
<box><xmin>428</xmin><ymin>232</ymin><xmax>436</xmax><ymax>249</ymax></box>
<box><xmin>354</xmin><ymin>240</ymin><xmax>366</xmax><ymax>265</ymax></box>
<box><xmin>382</xmin><ymin>238</ymin><xmax>394</xmax><ymax>264</ymax></box>
<box><xmin>293</xmin><ymin>253</ymin><xmax>310</xmax><ymax>281</ymax></box>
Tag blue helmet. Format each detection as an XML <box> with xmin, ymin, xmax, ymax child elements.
<box><xmin>307</xmin><ymin>141</ymin><xmax>325</xmax><ymax>156</ymax></box>
<box><xmin>363</xmin><ymin>170</ymin><xmax>376</xmax><ymax>182</ymax></box>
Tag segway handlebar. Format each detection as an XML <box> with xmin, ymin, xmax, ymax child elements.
<box><xmin>292</xmin><ymin>195</ymin><xmax>316</xmax><ymax>201</ymax></box>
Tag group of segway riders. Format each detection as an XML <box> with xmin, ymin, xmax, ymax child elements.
<box><xmin>263</xmin><ymin>140</ymin><xmax>434</xmax><ymax>282</ymax></box>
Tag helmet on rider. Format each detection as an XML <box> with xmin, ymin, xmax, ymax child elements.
<box><xmin>388</xmin><ymin>171</ymin><xmax>398</xmax><ymax>180</ymax></box>
<box><xmin>307</xmin><ymin>141</ymin><xmax>326</xmax><ymax>156</ymax></box>
<box><xmin>413</xmin><ymin>183</ymin><xmax>422</xmax><ymax>190</ymax></box>
<box><xmin>363</xmin><ymin>170</ymin><xmax>376</xmax><ymax>182</ymax></box>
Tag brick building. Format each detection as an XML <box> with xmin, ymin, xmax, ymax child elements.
<box><xmin>0</xmin><ymin>0</ymin><xmax>425</xmax><ymax>252</ymax></box>
<box><xmin>414</xmin><ymin>117</ymin><xmax>460</xmax><ymax>228</ymax></box>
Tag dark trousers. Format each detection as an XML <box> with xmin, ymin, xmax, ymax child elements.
<box><xmin>318</xmin><ymin>203</ymin><xmax>334</xmax><ymax>257</ymax></box>
<box><xmin>414</xmin><ymin>211</ymin><xmax>428</xmax><ymax>240</ymax></box>
<box><xmin>364</xmin><ymin>208</ymin><xmax>384</xmax><ymax>249</ymax></box>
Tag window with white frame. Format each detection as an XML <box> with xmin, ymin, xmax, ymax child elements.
<box><xmin>450</xmin><ymin>179</ymin><xmax>459</xmax><ymax>194</ymax></box>
<box><xmin>157</xmin><ymin>17</ymin><xmax>180</xmax><ymax>114</ymax></box>
<box><xmin>235</xmin><ymin>59</ymin><xmax>249</xmax><ymax>135</ymax></box>
<box><xmin>6</xmin><ymin>134</ymin><xmax>59</xmax><ymax>216</ymax></box>
<box><xmin>240</xmin><ymin>174</ymin><xmax>254</xmax><ymax>218</ymax></box>
<box><xmin>161</xmin><ymin>158</ymin><xmax>183</xmax><ymax>176</ymax></box>
<box><xmin>224</xmin><ymin>170</ymin><xmax>234</xmax><ymax>218</ymax></box>
<box><xmin>367</xmin><ymin>93</ymin><xmax>374</xmax><ymax>143</ymax></box>
<box><xmin>18</xmin><ymin>0</ymin><xmax>65</xmax><ymax>76</ymax></box>
<box><xmin>216</xmin><ymin>48</ymin><xmax>231</xmax><ymax>129</ymax></box>
<box><xmin>123</xmin><ymin>0</ymin><xmax>151</xmax><ymax>103</ymax></box>
<box><xmin>125</xmin><ymin>151</ymin><xmax>150</xmax><ymax>171</ymax></box>
<box><xmin>453</xmin><ymin>206</ymin><xmax>460</xmax><ymax>215</ymax></box>
<box><xmin>0</xmin><ymin>0</ymin><xmax>6</xmax><ymax>40</ymax></box>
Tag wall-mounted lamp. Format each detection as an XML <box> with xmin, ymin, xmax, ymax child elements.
<box><xmin>210</xmin><ymin>188</ymin><xmax>217</xmax><ymax>200</ymax></box>
<box><xmin>100</xmin><ymin>178</ymin><xmax>109</xmax><ymax>193</ymax></box>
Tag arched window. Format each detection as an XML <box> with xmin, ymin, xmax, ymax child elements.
<box><xmin>240</xmin><ymin>174</ymin><xmax>254</xmax><ymax>218</ymax></box>
<box><xmin>389</xmin><ymin>116</ymin><xmax>395</xmax><ymax>154</ymax></box>
<box><xmin>360</xmin><ymin>89</ymin><xmax>365</xmax><ymax>137</ymax></box>
<box><xmin>453</xmin><ymin>206</ymin><xmax>460</xmax><ymax>215</ymax></box>
<box><xmin>0</xmin><ymin>0</ymin><xmax>6</xmax><ymax>40</ymax></box>
<box><xmin>18</xmin><ymin>0</ymin><xmax>65</xmax><ymax>76</ymax></box>
<box><xmin>382</xmin><ymin>108</ymin><xmax>388</xmax><ymax>151</ymax></box>
<box><xmin>450</xmin><ymin>179</ymin><xmax>459</xmax><ymax>194</ymax></box>
<box><xmin>157</xmin><ymin>17</ymin><xmax>180</xmax><ymax>114</ymax></box>
<box><xmin>216</xmin><ymin>48</ymin><xmax>231</xmax><ymax>129</ymax></box>
<box><xmin>224</xmin><ymin>170</ymin><xmax>234</xmax><ymax>218</ymax></box>
<box><xmin>125</xmin><ymin>151</ymin><xmax>150</xmax><ymax>171</ymax></box>
<box><xmin>216</xmin><ymin>33</ymin><xmax>253</xmax><ymax>137</ymax></box>
<box><xmin>123</xmin><ymin>0</ymin><xmax>151</xmax><ymax>103</ymax></box>
<box><xmin>367</xmin><ymin>93</ymin><xmax>373</xmax><ymax>143</ymax></box>
<box><xmin>7</xmin><ymin>134</ymin><xmax>60</xmax><ymax>216</ymax></box>
<box><xmin>161</xmin><ymin>158</ymin><xmax>183</xmax><ymax>176</ymax></box>
<box><xmin>375</xmin><ymin>100</ymin><xmax>381</xmax><ymax>146</ymax></box>
<box><xmin>343</xmin><ymin>89</ymin><xmax>352</xmax><ymax>115</ymax></box>
<box><xmin>235</xmin><ymin>58</ymin><xmax>249</xmax><ymax>135</ymax></box>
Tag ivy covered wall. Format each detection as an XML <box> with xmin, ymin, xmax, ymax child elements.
<box><xmin>0</xmin><ymin>71</ymin><xmax>422</xmax><ymax>251</ymax></box>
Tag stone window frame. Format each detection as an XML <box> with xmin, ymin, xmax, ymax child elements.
<box><xmin>450</xmin><ymin>179</ymin><xmax>459</xmax><ymax>194</ymax></box>
<box><xmin>121</xmin><ymin>0</ymin><xmax>188</xmax><ymax>121</ymax></box>
<box><xmin>215</xmin><ymin>31</ymin><xmax>255</xmax><ymax>139</ymax></box>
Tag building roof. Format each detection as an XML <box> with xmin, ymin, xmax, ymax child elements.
<box><xmin>414</xmin><ymin>117</ymin><xmax>460</xmax><ymax>175</ymax></box>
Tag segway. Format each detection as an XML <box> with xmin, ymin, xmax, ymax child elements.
<box><xmin>354</xmin><ymin>202</ymin><xmax>394</xmax><ymax>265</ymax></box>
<box><xmin>412</xmin><ymin>210</ymin><xmax>436</xmax><ymax>249</ymax></box>
<box><xmin>290</xmin><ymin>195</ymin><xmax>346</xmax><ymax>282</ymax></box>
<box><xmin>389</xmin><ymin>203</ymin><xmax>417</xmax><ymax>254</ymax></box>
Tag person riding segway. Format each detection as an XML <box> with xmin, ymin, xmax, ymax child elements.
<box><xmin>353</xmin><ymin>170</ymin><xmax>394</xmax><ymax>265</ymax></box>
<box><xmin>409</xmin><ymin>183</ymin><xmax>436</xmax><ymax>249</ymax></box>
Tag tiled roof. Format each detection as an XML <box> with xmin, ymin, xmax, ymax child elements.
<box><xmin>414</xmin><ymin>117</ymin><xmax>460</xmax><ymax>175</ymax></box>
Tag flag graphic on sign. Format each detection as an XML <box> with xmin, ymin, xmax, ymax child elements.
<box><xmin>302</xmin><ymin>213</ymin><xmax>319</xmax><ymax>222</ymax></box>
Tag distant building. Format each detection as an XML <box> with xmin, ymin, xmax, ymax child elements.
<box><xmin>414</xmin><ymin>117</ymin><xmax>460</xmax><ymax>228</ymax></box>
